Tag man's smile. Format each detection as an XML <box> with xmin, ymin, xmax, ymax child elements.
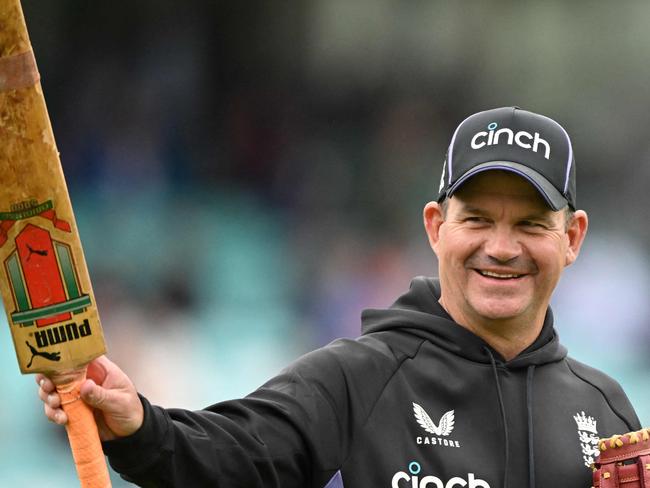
<box><xmin>475</xmin><ymin>269</ymin><xmax>524</xmax><ymax>279</ymax></box>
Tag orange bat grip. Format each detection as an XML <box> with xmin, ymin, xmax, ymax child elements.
<box><xmin>56</xmin><ymin>372</ymin><xmax>112</xmax><ymax>488</ymax></box>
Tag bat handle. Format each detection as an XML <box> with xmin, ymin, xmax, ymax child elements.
<box><xmin>54</xmin><ymin>369</ymin><xmax>112</xmax><ymax>488</ymax></box>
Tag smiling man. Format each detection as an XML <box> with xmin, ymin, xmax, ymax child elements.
<box><xmin>37</xmin><ymin>107</ymin><xmax>640</xmax><ymax>488</ymax></box>
<box><xmin>425</xmin><ymin>107</ymin><xmax>591</xmax><ymax>363</ymax></box>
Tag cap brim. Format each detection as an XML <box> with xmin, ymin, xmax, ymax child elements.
<box><xmin>446</xmin><ymin>161</ymin><xmax>568</xmax><ymax>211</ymax></box>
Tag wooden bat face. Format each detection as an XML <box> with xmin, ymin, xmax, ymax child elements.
<box><xmin>0</xmin><ymin>200</ymin><xmax>106</xmax><ymax>374</ymax></box>
<box><xmin>0</xmin><ymin>5</ymin><xmax>106</xmax><ymax>375</ymax></box>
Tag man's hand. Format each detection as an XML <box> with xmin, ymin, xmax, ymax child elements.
<box><xmin>37</xmin><ymin>355</ymin><xmax>144</xmax><ymax>441</ymax></box>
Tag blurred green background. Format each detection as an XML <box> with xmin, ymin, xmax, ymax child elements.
<box><xmin>3</xmin><ymin>1</ymin><xmax>650</xmax><ymax>485</ymax></box>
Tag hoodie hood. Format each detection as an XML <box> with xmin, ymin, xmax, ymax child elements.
<box><xmin>361</xmin><ymin>276</ymin><xmax>567</xmax><ymax>368</ymax></box>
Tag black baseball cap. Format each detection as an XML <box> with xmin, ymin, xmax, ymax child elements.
<box><xmin>437</xmin><ymin>106</ymin><xmax>576</xmax><ymax>210</ymax></box>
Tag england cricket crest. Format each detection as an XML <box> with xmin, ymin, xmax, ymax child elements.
<box><xmin>574</xmin><ymin>411</ymin><xmax>600</xmax><ymax>468</ymax></box>
<box><xmin>0</xmin><ymin>199</ymin><xmax>105</xmax><ymax>374</ymax></box>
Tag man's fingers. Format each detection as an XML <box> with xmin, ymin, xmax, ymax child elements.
<box><xmin>37</xmin><ymin>375</ymin><xmax>61</xmax><ymax>409</ymax></box>
<box><xmin>35</xmin><ymin>374</ymin><xmax>55</xmax><ymax>393</ymax></box>
<box><xmin>37</xmin><ymin>384</ymin><xmax>49</xmax><ymax>403</ymax></box>
<box><xmin>44</xmin><ymin>403</ymin><xmax>67</xmax><ymax>425</ymax></box>
<box><xmin>37</xmin><ymin>373</ymin><xmax>65</xmax><ymax>424</ymax></box>
<box><xmin>38</xmin><ymin>386</ymin><xmax>62</xmax><ymax>408</ymax></box>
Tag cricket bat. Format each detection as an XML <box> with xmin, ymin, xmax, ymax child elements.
<box><xmin>0</xmin><ymin>1</ymin><xmax>111</xmax><ymax>486</ymax></box>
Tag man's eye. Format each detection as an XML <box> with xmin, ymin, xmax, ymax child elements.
<box><xmin>465</xmin><ymin>216</ymin><xmax>488</xmax><ymax>223</ymax></box>
<box><xmin>520</xmin><ymin>220</ymin><xmax>545</xmax><ymax>228</ymax></box>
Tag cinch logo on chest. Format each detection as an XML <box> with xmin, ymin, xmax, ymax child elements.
<box><xmin>470</xmin><ymin>122</ymin><xmax>551</xmax><ymax>159</ymax></box>
<box><xmin>392</xmin><ymin>461</ymin><xmax>490</xmax><ymax>488</ymax></box>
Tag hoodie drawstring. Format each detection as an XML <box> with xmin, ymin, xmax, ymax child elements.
<box><xmin>526</xmin><ymin>365</ymin><xmax>536</xmax><ymax>488</ymax></box>
<box><xmin>485</xmin><ymin>348</ymin><xmax>509</xmax><ymax>488</ymax></box>
<box><xmin>486</xmin><ymin>350</ymin><xmax>538</xmax><ymax>488</ymax></box>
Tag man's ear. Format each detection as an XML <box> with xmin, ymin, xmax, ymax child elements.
<box><xmin>565</xmin><ymin>209</ymin><xmax>588</xmax><ymax>266</ymax></box>
<box><xmin>423</xmin><ymin>201</ymin><xmax>445</xmax><ymax>252</ymax></box>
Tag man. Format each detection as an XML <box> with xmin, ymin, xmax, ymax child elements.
<box><xmin>38</xmin><ymin>107</ymin><xmax>640</xmax><ymax>487</ymax></box>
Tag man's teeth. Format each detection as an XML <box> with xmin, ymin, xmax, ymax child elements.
<box><xmin>479</xmin><ymin>270</ymin><xmax>521</xmax><ymax>279</ymax></box>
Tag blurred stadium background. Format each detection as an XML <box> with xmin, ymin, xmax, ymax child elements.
<box><xmin>3</xmin><ymin>1</ymin><xmax>650</xmax><ymax>485</ymax></box>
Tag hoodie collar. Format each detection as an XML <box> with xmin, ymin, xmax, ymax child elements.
<box><xmin>361</xmin><ymin>276</ymin><xmax>566</xmax><ymax>368</ymax></box>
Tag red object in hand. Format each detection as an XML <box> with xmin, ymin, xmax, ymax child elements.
<box><xmin>593</xmin><ymin>429</ymin><xmax>650</xmax><ymax>487</ymax></box>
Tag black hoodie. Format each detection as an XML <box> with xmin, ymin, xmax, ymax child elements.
<box><xmin>105</xmin><ymin>277</ymin><xmax>640</xmax><ymax>488</ymax></box>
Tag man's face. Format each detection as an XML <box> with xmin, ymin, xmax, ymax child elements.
<box><xmin>425</xmin><ymin>170</ymin><xmax>587</xmax><ymax>328</ymax></box>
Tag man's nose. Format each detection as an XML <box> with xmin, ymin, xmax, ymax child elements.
<box><xmin>483</xmin><ymin>226</ymin><xmax>521</xmax><ymax>263</ymax></box>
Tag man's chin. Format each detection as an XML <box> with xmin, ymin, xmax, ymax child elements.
<box><xmin>468</xmin><ymin>299</ymin><xmax>529</xmax><ymax>322</ymax></box>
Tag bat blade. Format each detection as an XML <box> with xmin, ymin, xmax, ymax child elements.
<box><xmin>0</xmin><ymin>1</ymin><xmax>110</xmax><ymax>486</ymax></box>
<box><xmin>0</xmin><ymin>1</ymin><xmax>105</xmax><ymax>375</ymax></box>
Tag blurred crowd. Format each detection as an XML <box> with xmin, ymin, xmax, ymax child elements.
<box><xmin>3</xmin><ymin>1</ymin><xmax>650</xmax><ymax>485</ymax></box>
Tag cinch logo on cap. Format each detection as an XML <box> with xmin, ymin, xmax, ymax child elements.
<box><xmin>470</xmin><ymin>122</ymin><xmax>551</xmax><ymax>160</ymax></box>
<box><xmin>438</xmin><ymin>107</ymin><xmax>577</xmax><ymax>211</ymax></box>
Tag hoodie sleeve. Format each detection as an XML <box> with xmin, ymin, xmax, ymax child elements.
<box><xmin>102</xmin><ymin>342</ymin><xmax>360</xmax><ymax>488</ymax></box>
